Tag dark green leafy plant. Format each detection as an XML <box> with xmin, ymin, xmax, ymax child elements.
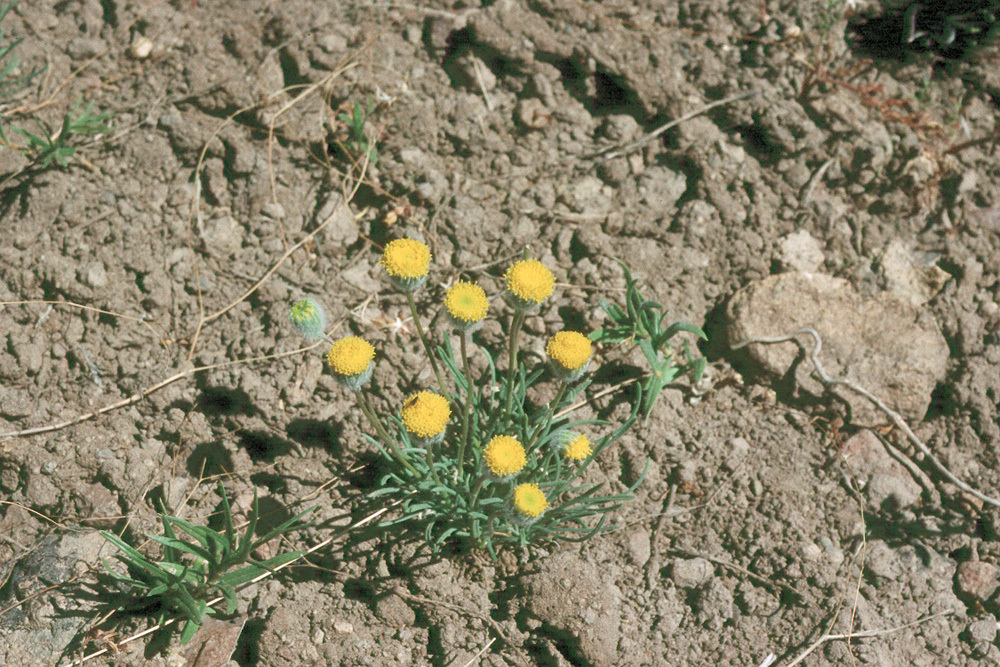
<box><xmin>590</xmin><ymin>261</ymin><xmax>707</xmax><ymax>419</ymax></box>
<box><xmin>336</xmin><ymin>96</ymin><xmax>378</xmax><ymax>165</ymax></box>
<box><xmin>14</xmin><ymin>101</ymin><xmax>113</xmax><ymax>168</ymax></box>
<box><xmin>100</xmin><ymin>485</ymin><xmax>312</xmax><ymax>643</ymax></box>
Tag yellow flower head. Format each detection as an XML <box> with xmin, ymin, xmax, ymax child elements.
<box><xmin>504</xmin><ymin>259</ymin><xmax>554</xmax><ymax>308</ymax></box>
<box><xmin>513</xmin><ymin>483</ymin><xmax>548</xmax><ymax>519</ymax></box>
<box><xmin>546</xmin><ymin>331</ymin><xmax>592</xmax><ymax>371</ymax></box>
<box><xmin>327</xmin><ymin>336</ymin><xmax>375</xmax><ymax>376</ymax></box>
<box><xmin>563</xmin><ymin>433</ymin><xmax>592</xmax><ymax>461</ymax></box>
<box><xmin>483</xmin><ymin>435</ymin><xmax>526</xmax><ymax>478</ymax></box>
<box><xmin>381</xmin><ymin>238</ymin><xmax>431</xmax><ymax>280</ymax></box>
<box><xmin>401</xmin><ymin>391</ymin><xmax>451</xmax><ymax>440</ymax></box>
<box><xmin>445</xmin><ymin>281</ymin><xmax>489</xmax><ymax>325</ymax></box>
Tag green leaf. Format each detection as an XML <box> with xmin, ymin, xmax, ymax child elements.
<box><xmin>641</xmin><ymin>374</ymin><xmax>664</xmax><ymax>419</ymax></box>
<box><xmin>690</xmin><ymin>357</ymin><xmax>707</xmax><ymax>384</ymax></box>
<box><xmin>180</xmin><ymin>618</ymin><xmax>200</xmax><ymax>644</ymax></box>
<box><xmin>663</xmin><ymin>320</ymin><xmax>707</xmax><ymax>341</ymax></box>
<box><xmin>148</xmin><ymin>535</ymin><xmax>212</xmax><ymax>562</ymax></box>
<box><xmin>636</xmin><ymin>338</ymin><xmax>661</xmax><ymax>371</ymax></box>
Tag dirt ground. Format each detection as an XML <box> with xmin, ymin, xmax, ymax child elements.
<box><xmin>2</xmin><ymin>1</ymin><xmax>1000</xmax><ymax>665</ymax></box>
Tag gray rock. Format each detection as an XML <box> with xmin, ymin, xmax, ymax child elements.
<box><xmin>957</xmin><ymin>560</ymin><xmax>1000</xmax><ymax>601</ymax></box>
<box><xmin>626</xmin><ymin>530</ymin><xmax>651</xmax><ymax>567</ymax></box>
<box><xmin>200</xmin><ymin>215</ymin><xmax>241</xmax><ymax>257</ymax></box>
<box><xmin>842</xmin><ymin>430</ymin><xmax>922</xmax><ymax>510</ymax></box>
<box><xmin>776</xmin><ymin>230</ymin><xmax>824</xmax><ymax>273</ymax></box>
<box><xmin>315</xmin><ymin>192</ymin><xmax>357</xmax><ymax>248</ymax></box>
<box><xmin>522</xmin><ymin>551</ymin><xmax>623</xmax><ymax>666</ymax></box>
<box><xmin>82</xmin><ymin>261</ymin><xmax>108</xmax><ymax>289</ymax></box>
<box><xmin>0</xmin><ymin>387</ymin><xmax>34</xmax><ymax>419</ymax></box>
<box><xmin>66</xmin><ymin>37</ymin><xmax>105</xmax><ymax>59</ymax></box>
<box><xmin>694</xmin><ymin>578</ymin><xmax>735</xmax><ymax>630</ymax></box>
<box><xmin>968</xmin><ymin>618</ymin><xmax>998</xmax><ymax>644</ymax></box>
<box><xmin>878</xmin><ymin>238</ymin><xmax>950</xmax><ymax>307</ymax></box>
<box><xmin>671</xmin><ymin>557</ymin><xmax>714</xmax><ymax>589</ymax></box>
<box><xmin>600</xmin><ymin>114</ymin><xmax>641</xmax><ymax>142</ymax></box>
<box><xmin>0</xmin><ymin>532</ymin><xmax>107</xmax><ymax>665</ymax></box>
<box><xmin>724</xmin><ymin>272</ymin><xmax>949</xmax><ymax>424</ymax></box>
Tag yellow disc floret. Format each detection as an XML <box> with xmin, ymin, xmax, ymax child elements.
<box><xmin>381</xmin><ymin>238</ymin><xmax>431</xmax><ymax>279</ymax></box>
<box><xmin>483</xmin><ymin>435</ymin><xmax>526</xmax><ymax>477</ymax></box>
<box><xmin>401</xmin><ymin>391</ymin><xmax>451</xmax><ymax>439</ymax></box>
<box><xmin>327</xmin><ymin>336</ymin><xmax>375</xmax><ymax>376</ymax></box>
<box><xmin>504</xmin><ymin>259</ymin><xmax>554</xmax><ymax>305</ymax></box>
<box><xmin>563</xmin><ymin>434</ymin><xmax>593</xmax><ymax>461</ymax></box>
<box><xmin>546</xmin><ymin>331</ymin><xmax>593</xmax><ymax>371</ymax></box>
<box><xmin>513</xmin><ymin>483</ymin><xmax>548</xmax><ymax>518</ymax></box>
<box><xmin>445</xmin><ymin>281</ymin><xmax>489</xmax><ymax>323</ymax></box>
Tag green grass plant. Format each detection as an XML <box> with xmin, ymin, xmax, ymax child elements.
<box><xmin>99</xmin><ymin>484</ymin><xmax>312</xmax><ymax>643</ymax></box>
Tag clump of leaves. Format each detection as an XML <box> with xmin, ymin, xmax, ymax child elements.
<box><xmin>590</xmin><ymin>261</ymin><xmax>707</xmax><ymax>419</ymax></box>
<box><xmin>13</xmin><ymin>101</ymin><xmax>113</xmax><ymax>168</ymax></box>
<box><xmin>100</xmin><ymin>485</ymin><xmax>312</xmax><ymax>643</ymax></box>
<box><xmin>336</xmin><ymin>96</ymin><xmax>378</xmax><ymax>165</ymax></box>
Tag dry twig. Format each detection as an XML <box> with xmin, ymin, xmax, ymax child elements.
<box><xmin>584</xmin><ymin>89</ymin><xmax>759</xmax><ymax>162</ymax></box>
<box><xmin>780</xmin><ymin>610</ymin><xmax>954</xmax><ymax>667</ymax></box>
<box><xmin>732</xmin><ymin>328</ymin><xmax>1000</xmax><ymax>509</ymax></box>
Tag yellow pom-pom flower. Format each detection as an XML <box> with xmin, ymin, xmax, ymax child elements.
<box><xmin>401</xmin><ymin>391</ymin><xmax>451</xmax><ymax>442</ymax></box>
<box><xmin>327</xmin><ymin>337</ymin><xmax>375</xmax><ymax>390</ymax></box>
<box><xmin>546</xmin><ymin>331</ymin><xmax>593</xmax><ymax>381</ymax></box>
<box><xmin>562</xmin><ymin>433</ymin><xmax>592</xmax><ymax>461</ymax></box>
<box><xmin>381</xmin><ymin>238</ymin><xmax>431</xmax><ymax>292</ymax></box>
<box><xmin>483</xmin><ymin>435</ymin><xmax>526</xmax><ymax>479</ymax></box>
<box><xmin>504</xmin><ymin>259</ymin><xmax>554</xmax><ymax>310</ymax></box>
<box><xmin>512</xmin><ymin>483</ymin><xmax>548</xmax><ymax>520</ymax></box>
<box><xmin>445</xmin><ymin>281</ymin><xmax>489</xmax><ymax>331</ymax></box>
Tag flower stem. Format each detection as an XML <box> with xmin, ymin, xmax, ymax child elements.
<box><xmin>503</xmin><ymin>309</ymin><xmax>526</xmax><ymax>419</ymax></box>
<box><xmin>406</xmin><ymin>292</ymin><xmax>447</xmax><ymax>395</ymax></box>
<box><xmin>456</xmin><ymin>332</ymin><xmax>475</xmax><ymax>480</ymax></box>
<box><xmin>526</xmin><ymin>382</ymin><xmax>567</xmax><ymax>451</ymax></box>
<box><xmin>356</xmin><ymin>391</ymin><xmax>419</xmax><ymax>477</ymax></box>
<box><xmin>425</xmin><ymin>447</ymin><xmax>442</xmax><ymax>486</ymax></box>
<box><xmin>469</xmin><ymin>473</ymin><xmax>487</xmax><ymax>510</ymax></box>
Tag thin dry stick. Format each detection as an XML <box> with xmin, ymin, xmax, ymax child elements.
<box><xmin>800</xmin><ymin>157</ymin><xmax>834</xmax><ymax>206</ymax></box>
<box><xmin>0</xmin><ymin>300</ymin><xmax>166</xmax><ymax>342</ymax></box>
<box><xmin>0</xmin><ymin>340</ymin><xmax>325</xmax><ymax>440</ymax></box>
<box><xmin>781</xmin><ymin>610</ymin><xmax>954</xmax><ymax>667</ymax></box>
<box><xmin>455</xmin><ymin>638</ymin><xmax>496</xmax><ymax>667</ymax></box>
<box><xmin>585</xmin><ymin>89</ymin><xmax>759</xmax><ymax>162</ymax></box>
<box><xmin>69</xmin><ymin>505</ymin><xmax>392</xmax><ymax>666</ymax></box>
<box><xmin>733</xmin><ymin>328</ymin><xmax>1000</xmax><ymax>509</ymax></box>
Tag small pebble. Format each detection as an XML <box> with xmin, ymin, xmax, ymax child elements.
<box><xmin>129</xmin><ymin>36</ymin><xmax>154</xmax><ymax>59</ymax></box>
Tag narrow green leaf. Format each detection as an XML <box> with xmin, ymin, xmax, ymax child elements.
<box><xmin>663</xmin><ymin>320</ymin><xmax>707</xmax><ymax>341</ymax></box>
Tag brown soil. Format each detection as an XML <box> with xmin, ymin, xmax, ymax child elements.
<box><xmin>2</xmin><ymin>1</ymin><xmax>1000</xmax><ymax>666</ymax></box>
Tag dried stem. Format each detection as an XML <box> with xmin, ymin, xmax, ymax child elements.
<box><xmin>732</xmin><ymin>327</ymin><xmax>1000</xmax><ymax>509</ymax></box>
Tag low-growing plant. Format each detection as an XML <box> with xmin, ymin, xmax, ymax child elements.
<box><xmin>13</xmin><ymin>101</ymin><xmax>113</xmax><ymax>168</ymax></box>
<box><xmin>590</xmin><ymin>260</ymin><xmax>707</xmax><ymax>419</ymax></box>
<box><xmin>335</xmin><ymin>96</ymin><xmax>378</xmax><ymax>165</ymax></box>
<box><xmin>291</xmin><ymin>243</ymin><xmax>705</xmax><ymax>557</ymax></box>
<box><xmin>99</xmin><ymin>485</ymin><xmax>312</xmax><ymax>643</ymax></box>
<box><xmin>0</xmin><ymin>3</ymin><xmax>110</xmax><ymax>174</ymax></box>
